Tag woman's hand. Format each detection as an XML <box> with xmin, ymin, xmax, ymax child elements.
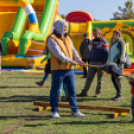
<box><xmin>70</xmin><ymin>60</ymin><xmax>85</xmax><ymax>66</ymax></box>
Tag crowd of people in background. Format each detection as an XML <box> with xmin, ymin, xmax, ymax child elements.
<box><xmin>33</xmin><ymin>19</ymin><xmax>134</xmax><ymax>121</ymax></box>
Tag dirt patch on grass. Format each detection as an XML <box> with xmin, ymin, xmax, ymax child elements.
<box><xmin>0</xmin><ymin>112</ymin><xmax>50</xmax><ymax>134</ymax></box>
<box><xmin>0</xmin><ymin>121</ymin><xmax>26</xmax><ymax>134</ymax></box>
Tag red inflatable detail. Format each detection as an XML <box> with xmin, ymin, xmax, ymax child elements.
<box><xmin>66</xmin><ymin>11</ymin><xmax>93</xmax><ymax>22</ymax></box>
<box><xmin>130</xmin><ymin>63</ymin><xmax>134</xmax><ymax>69</ymax></box>
<box><xmin>0</xmin><ymin>7</ymin><xmax>19</xmax><ymax>12</ymax></box>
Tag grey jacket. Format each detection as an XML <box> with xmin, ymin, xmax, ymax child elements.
<box><xmin>108</xmin><ymin>38</ymin><xmax>126</xmax><ymax>70</ymax></box>
<box><xmin>80</xmin><ymin>39</ymin><xmax>90</xmax><ymax>60</ymax></box>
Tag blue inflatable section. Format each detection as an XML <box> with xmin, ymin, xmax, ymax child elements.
<box><xmin>15</xmin><ymin>55</ymin><xmax>43</xmax><ymax>58</ymax></box>
<box><xmin>2</xmin><ymin>67</ymin><xmax>26</xmax><ymax>71</ymax></box>
<box><xmin>28</xmin><ymin>13</ymin><xmax>38</xmax><ymax>24</ymax></box>
<box><xmin>74</xmin><ymin>71</ymin><xmax>83</xmax><ymax>74</ymax></box>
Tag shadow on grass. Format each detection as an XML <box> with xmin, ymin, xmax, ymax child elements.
<box><xmin>0</xmin><ymin>86</ymin><xmax>40</xmax><ymax>89</ymax></box>
<box><xmin>59</xmin><ymin>112</ymin><xmax>111</xmax><ymax>118</ymax></box>
<box><xmin>76</xmin><ymin>97</ymin><xmax>112</xmax><ymax>102</ymax></box>
<box><xmin>7</xmin><ymin>77</ymin><xmax>41</xmax><ymax>78</ymax></box>
<box><xmin>53</xmin><ymin>120</ymin><xmax>130</xmax><ymax>125</ymax></box>
<box><xmin>120</xmin><ymin>104</ymin><xmax>131</xmax><ymax>108</ymax></box>
<box><xmin>0</xmin><ymin>115</ymin><xmax>51</xmax><ymax>121</ymax></box>
<box><xmin>0</xmin><ymin>95</ymin><xmax>50</xmax><ymax>102</ymax></box>
<box><xmin>0</xmin><ymin>86</ymin><xmax>50</xmax><ymax>89</ymax></box>
<box><xmin>24</xmin><ymin>123</ymin><xmax>46</xmax><ymax>127</ymax></box>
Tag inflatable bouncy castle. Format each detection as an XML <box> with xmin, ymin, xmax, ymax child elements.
<box><xmin>1</xmin><ymin>1</ymin><xmax>134</xmax><ymax>71</ymax></box>
<box><xmin>0</xmin><ymin>0</ymin><xmax>58</xmax><ymax>68</ymax></box>
<box><xmin>66</xmin><ymin>11</ymin><xmax>134</xmax><ymax>70</ymax></box>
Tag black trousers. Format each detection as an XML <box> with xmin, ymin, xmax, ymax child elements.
<box><xmin>111</xmin><ymin>75</ymin><xmax>121</xmax><ymax>96</ymax></box>
<box><xmin>82</xmin><ymin>59</ymin><xmax>89</xmax><ymax>76</ymax></box>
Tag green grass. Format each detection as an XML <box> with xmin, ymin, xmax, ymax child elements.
<box><xmin>0</xmin><ymin>71</ymin><xmax>133</xmax><ymax>134</ymax></box>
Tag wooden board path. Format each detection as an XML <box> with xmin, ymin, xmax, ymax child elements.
<box><xmin>33</xmin><ymin>101</ymin><xmax>131</xmax><ymax>113</ymax></box>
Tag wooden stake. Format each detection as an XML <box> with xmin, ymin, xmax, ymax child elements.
<box><xmin>87</xmin><ymin>64</ymin><xmax>100</xmax><ymax>68</ymax></box>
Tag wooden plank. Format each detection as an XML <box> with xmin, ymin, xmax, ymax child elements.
<box><xmin>33</xmin><ymin>101</ymin><xmax>131</xmax><ymax>113</ymax></box>
<box><xmin>87</xmin><ymin>64</ymin><xmax>100</xmax><ymax>68</ymax></box>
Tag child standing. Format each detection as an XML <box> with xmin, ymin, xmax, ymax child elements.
<box><xmin>125</xmin><ymin>76</ymin><xmax>134</xmax><ymax>122</ymax></box>
<box><xmin>36</xmin><ymin>51</ymin><xmax>50</xmax><ymax>86</ymax></box>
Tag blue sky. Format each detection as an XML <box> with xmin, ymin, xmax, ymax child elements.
<box><xmin>58</xmin><ymin>0</ymin><xmax>134</xmax><ymax>20</ymax></box>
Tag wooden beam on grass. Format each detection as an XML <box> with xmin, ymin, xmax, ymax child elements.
<box><xmin>33</xmin><ymin>101</ymin><xmax>131</xmax><ymax>113</ymax></box>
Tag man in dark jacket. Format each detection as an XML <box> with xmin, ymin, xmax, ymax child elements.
<box><xmin>80</xmin><ymin>33</ymin><xmax>90</xmax><ymax>78</ymax></box>
<box><xmin>0</xmin><ymin>41</ymin><xmax>3</xmax><ymax>75</ymax></box>
<box><xmin>77</xmin><ymin>28</ymin><xmax>109</xmax><ymax>97</ymax></box>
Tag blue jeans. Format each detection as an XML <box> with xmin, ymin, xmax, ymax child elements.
<box><xmin>42</xmin><ymin>73</ymin><xmax>49</xmax><ymax>83</ymax></box>
<box><xmin>50</xmin><ymin>70</ymin><xmax>78</xmax><ymax>113</ymax></box>
<box><xmin>57</xmin><ymin>83</ymin><xmax>69</xmax><ymax>97</ymax></box>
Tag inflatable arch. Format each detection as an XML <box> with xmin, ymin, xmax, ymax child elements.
<box><xmin>12</xmin><ymin>0</ymin><xmax>40</xmax><ymax>34</ymax></box>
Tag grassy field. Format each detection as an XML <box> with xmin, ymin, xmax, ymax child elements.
<box><xmin>0</xmin><ymin>71</ymin><xmax>133</xmax><ymax>134</ymax></box>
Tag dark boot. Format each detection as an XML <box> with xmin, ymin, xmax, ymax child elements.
<box><xmin>94</xmin><ymin>89</ymin><xmax>101</xmax><ymax>97</ymax></box>
<box><xmin>77</xmin><ymin>91</ymin><xmax>88</xmax><ymax>97</ymax></box>
<box><xmin>35</xmin><ymin>81</ymin><xmax>44</xmax><ymax>87</ymax></box>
